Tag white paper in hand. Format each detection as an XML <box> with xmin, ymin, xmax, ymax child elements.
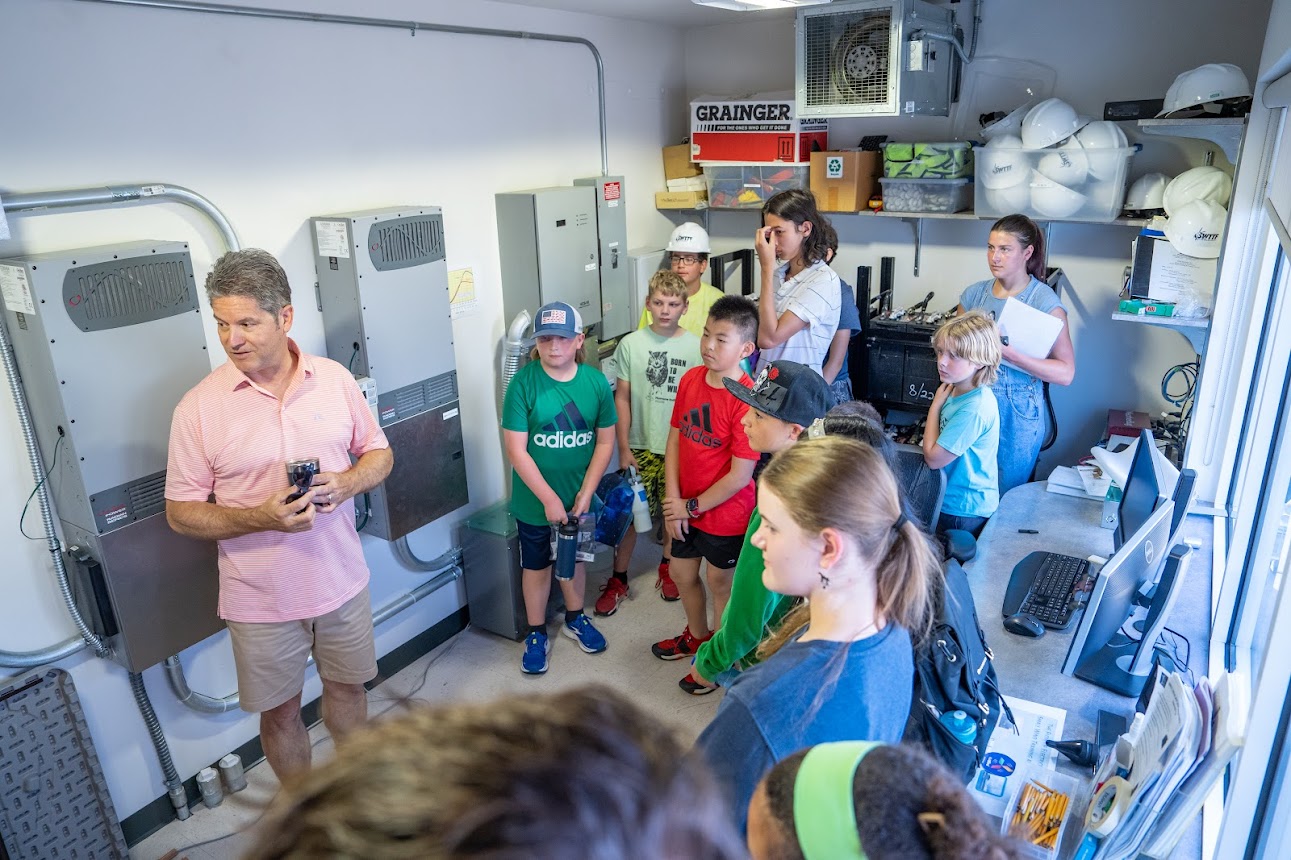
<box><xmin>997</xmin><ymin>297</ymin><xmax>1062</xmax><ymax>364</ymax></box>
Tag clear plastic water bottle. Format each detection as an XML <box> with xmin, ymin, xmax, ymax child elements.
<box><xmin>629</xmin><ymin>467</ymin><xmax>652</xmax><ymax>534</ymax></box>
<box><xmin>940</xmin><ymin>709</ymin><xmax>978</xmax><ymax>746</ymax></box>
<box><xmin>554</xmin><ymin>518</ymin><xmax>579</xmax><ymax>580</ymax></box>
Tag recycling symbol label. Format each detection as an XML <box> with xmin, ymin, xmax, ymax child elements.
<box><xmin>826</xmin><ymin>156</ymin><xmax>844</xmax><ymax>179</ymax></box>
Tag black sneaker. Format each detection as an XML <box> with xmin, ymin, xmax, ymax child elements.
<box><xmin>679</xmin><ymin>672</ymin><xmax>717</xmax><ymax>695</ymax></box>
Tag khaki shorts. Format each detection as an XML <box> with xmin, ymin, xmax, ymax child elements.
<box><xmin>227</xmin><ymin>586</ymin><xmax>377</xmax><ymax>713</ymax></box>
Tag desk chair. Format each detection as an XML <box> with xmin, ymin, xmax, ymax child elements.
<box><xmin>892</xmin><ymin>444</ymin><xmax>976</xmax><ymax>562</ymax></box>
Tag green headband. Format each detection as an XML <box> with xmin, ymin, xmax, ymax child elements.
<box><xmin>793</xmin><ymin>741</ymin><xmax>880</xmax><ymax>860</ymax></box>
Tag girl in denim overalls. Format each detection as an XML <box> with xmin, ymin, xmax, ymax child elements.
<box><xmin>958</xmin><ymin>214</ymin><xmax>1076</xmax><ymax>495</ymax></box>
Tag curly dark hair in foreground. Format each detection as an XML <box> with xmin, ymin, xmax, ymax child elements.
<box><xmin>244</xmin><ymin>685</ymin><xmax>745</xmax><ymax>860</ymax></box>
<box><xmin>755</xmin><ymin>743</ymin><xmax>1025</xmax><ymax>860</ymax></box>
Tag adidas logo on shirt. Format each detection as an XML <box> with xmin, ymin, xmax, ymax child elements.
<box><xmin>680</xmin><ymin>403</ymin><xmax>722</xmax><ymax>449</ymax></box>
<box><xmin>534</xmin><ymin>400</ymin><xmax>594</xmax><ymax>448</ymax></box>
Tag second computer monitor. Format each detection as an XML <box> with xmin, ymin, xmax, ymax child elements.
<box><xmin>1114</xmin><ymin>429</ymin><xmax>1162</xmax><ymax>553</ymax></box>
<box><xmin>1061</xmin><ymin>497</ymin><xmax>1175</xmax><ymax>693</ymax></box>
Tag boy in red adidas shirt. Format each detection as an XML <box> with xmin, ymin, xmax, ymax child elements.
<box><xmin>654</xmin><ymin>296</ymin><xmax>760</xmax><ymax>662</ymax></box>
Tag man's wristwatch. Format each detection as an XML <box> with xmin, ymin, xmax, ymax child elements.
<box><xmin>686</xmin><ymin>497</ymin><xmax>700</xmax><ymax>518</ymax></box>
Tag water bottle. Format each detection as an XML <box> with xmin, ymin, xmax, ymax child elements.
<box><xmin>940</xmin><ymin>709</ymin><xmax>978</xmax><ymax>747</ymax></box>
<box><xmin>555</xmin><ymin>518</ymin><xmax>579</xmax><ymax>580</ymax></box>
<box><xmin>629</xmin><ymin>467</ymin><xmax>652</xmax><ymax>534</ymax></box>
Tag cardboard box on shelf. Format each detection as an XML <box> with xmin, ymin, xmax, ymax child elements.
<box><xmin>1129</xmin><ymin>230</ymin><xmax>1218</xmax><ymax>304</ymax></box>
<box><xmin>655</xmin><ymin>190</ymin><xmax>708</xmax><ymax>209</ymax></box>
<box><xmin>663</xmin><ymin>144</ymin><xmax>702</xmax><ymax>180</ymax></box>
<box><xmin>810</xmin><ymin>151</ymin><xmax>881</xmax><ymax>212</ymax></box>
<box><xmin>666</xmin><ymin>176</ymin><xmax>707</xmax><ymax>192</ymax></box>
<box><xmin>690</xmin><ymin>93</ymin><xmax>827</xmax><ymax>163</ymax></box>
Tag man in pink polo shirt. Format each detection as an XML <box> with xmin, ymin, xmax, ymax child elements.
<box><xmin>165</xmin><ymin>249</ymin><xmax>393</xmax><ymax>779</ymax></box>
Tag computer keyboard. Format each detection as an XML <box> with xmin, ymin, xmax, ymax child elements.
<box><xmin>1003</xmin><ymin>551</ymin><xmax>1093</xmax><ymax>630</ymax></box>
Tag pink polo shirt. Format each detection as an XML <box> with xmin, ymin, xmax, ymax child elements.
<box><xmin>165</xmin><ymin>340</ymin><xmax>389</xmax><ymax>623</ymax></box>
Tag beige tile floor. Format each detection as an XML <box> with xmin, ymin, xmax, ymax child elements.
<box><xmin>129</xmin><ymin>543</ymin><xmax>719</xmax><ymax>860</ymax></box>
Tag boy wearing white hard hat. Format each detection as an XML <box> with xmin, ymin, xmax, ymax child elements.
<box><xmin>639</xmin><ymin>222</ymin><xmax>726</xmax><ymax>339</ymax></box>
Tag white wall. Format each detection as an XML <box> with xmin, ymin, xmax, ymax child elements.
<box><xmin>683</xmin><ymin>0</ymin><xmax>1271</xmax><ymax>473</ymax></box>
<box><xmin>0</xmin><ymin>0</ymin><xmax>685</xmax><ymax>822</ymax></box>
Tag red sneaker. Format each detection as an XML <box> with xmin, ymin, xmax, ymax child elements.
<box><xmin>656</xmin><ymin>561</ymin><xmax>680</xmax><ymax>602</ymax></box>
<box><xmin>593</xmin><ymin>577</ymin><xmax>629</xmax><ymax>617</ymax></box>
<box><xmin>679</xmin><ymin>672</ymin><xmax>718</xmax><ymax>695</ymax></box>
<box><xmin>652</xmin><ymin>626</ymin><xmax>707</xmax><ymax>661</ymax></box>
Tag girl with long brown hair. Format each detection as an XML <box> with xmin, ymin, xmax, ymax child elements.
<box><xmin>695</xmin><ymin>435</ymin><xmax>940</xmax><ymax>835</ymax></box>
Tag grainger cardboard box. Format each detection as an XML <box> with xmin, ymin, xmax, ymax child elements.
<box><xmin>690</xmin><ymin>93</ymin><xmax>827</xmax><ymax>163</ymax></box>
<box><xmin>655</xmin><ymin>190</ymin><xmax>708</xmax><ymax>209</ymax></box>
<box><xmin>810</xmin><ymin>151</ymin><xmax>881</xmax><ymax>212</ymax></box>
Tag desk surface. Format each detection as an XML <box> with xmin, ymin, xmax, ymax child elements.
<box><xmin>967</xmin><ymin>483</ymin><xmax>1210</xmax><ymax>857</ymax></box>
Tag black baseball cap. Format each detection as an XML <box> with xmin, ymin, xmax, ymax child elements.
<box><xmin>723</xmin><ymin>360</ymin><xmax>833</xmax><ymax>427</ymax></box>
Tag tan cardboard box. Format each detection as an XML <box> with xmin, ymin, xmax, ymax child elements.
<box><xmin>655</xmin><ymin>190</ymin><xmax>708</xmax><ymax>209</ymax></box>
<box><xmin>810</xmin><ymin>151</ymin><xmax>881</xmax><ymax>212</ymax></box>
<box><xmin>663</xmin><ymin>145</ymin><xmax>702</xmax><ymax>180</ymax></box>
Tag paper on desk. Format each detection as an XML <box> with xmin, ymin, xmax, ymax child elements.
<box><xmin>968</xmin><ymin>697</ymin><xmax>1065</xmax><ymax>818</ymax></box>
<box><xmin>998</xmin><ymin>297</ymin><xmax>1063</xmax><ymax>363</ymax></box>
<box><xmin>1047</xmin><ymin>465</ymin><xmax>1105</xmax><ymax>501</ymax></box>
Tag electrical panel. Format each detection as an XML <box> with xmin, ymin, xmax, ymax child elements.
<box><xmin>496</xmin><ymin>186</ymin><xmax>601</xmax><ymax>329</ymax></box>
<box><xmin>574</xmin><ymin>175</ymin><xmax>631</xmax><ymax>339</ymax></box>
<box><xmin>796</xmin><ymin>0</ymin><xmax>957</xmax><ymax>117</ymax></box>
<box><xmin>311</xmin><ymin>207</ymin><xmax>468</xmax><ymax>540</ymax></box>
<box><xmin>627</xmin><ymin>246</ymin><xmax>668</xmax><ymax>329</ymax></box>
<box><xmin>0</xmin><ymin>242</ymin><xmax>222</xmax><ymax>672</ymax></box>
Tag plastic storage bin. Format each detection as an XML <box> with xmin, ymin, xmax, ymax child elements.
<box><xmin>703</xmin><ymin>164</ymin><xmax>810</xmax><ymax>209</ymax></box>
<box><xmin>878</xmin><ymin>177</ymin><xmax>973</xmax><ymax>214</ymax></box>
<box><xmin>1000</xmin><ymin>767</ymin><xmax>1084</xmax><ymax>860</ymax></box>
<box><xmin>974</xmin><ymin>144</ymin><xmax>1135</xmax><ymax>222</ymax></box>
<box><xmin>882</xmin><ymin>142</ymin><xmax>974</xmax><ymax>179</ymax></box>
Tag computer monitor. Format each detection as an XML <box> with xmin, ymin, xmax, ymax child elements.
<box><xmin>1168</xmin><ymin>468</ymin><xmax>1197</xmax><ymax>545</ymax></box>
<box><xmin>1061</xmin><ymin>497</ymin><xmax>1175</xmax><ymax>695</ymax></box>
<box><xmin>1113</xmin><ymin>429</ymin><xmax>1162</xmax><ymax>552</ymax></box>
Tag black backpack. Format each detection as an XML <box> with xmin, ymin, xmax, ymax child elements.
<box><xmin>903</xmin><ymin>558</ymin><xmax>1013</xmax><ymax>782</ymax></box>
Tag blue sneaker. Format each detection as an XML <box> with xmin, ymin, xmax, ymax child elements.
<box><xmin>521</xmin><ymin>629</ymin><xmax>551</xmax><ymax>674</ymax></box>
<box><xmin>562</xmin><ymin>613</ymin><xmax>607</xmax><ymax>654</ymax></box>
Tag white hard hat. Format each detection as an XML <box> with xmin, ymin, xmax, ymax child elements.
<box><xmin>1022</xmin><ymin>98</ymin><xmax>1090</xmax><ymax>150</ymax></box>
<box><xmin>1158</xmin><ymin>63</ymin><xmax>1252</xmax><ymax>118</ymax></box>
<box><xmin>666</xmin><ymin>222</ymin><xmax>710</xmax><ymax>254</ymax></box>
<box><xmin>1037</xmin><ymin>139</ymin><xmax>1090</xmax><ymax>186</ymax></box>
<box><xmin>1163</xmin><ymin>166</ymin><xmax>1233</xmax><ymax>216</ymax></box>
<box><xmin>1030</xmin><ymin>171</ymin><xmax>1086</xmax><ymax>219</ymax></box>
<box><xmin>979</xmin><ymin>135</ymin><xmax>1029</xmax><ymax>189</ymax></box>
<box><xmin>1074</xmin><ymin>121</ymin><xmax>1130</xmax><ymax>180</ymax></box>
<box><xmin>984</xmin><ymin>181</ymin><xmax>1031</xmax><ymax>214</ymax></box>
<box><xmin>1163</xmin><ymin>199</ymin><xmax>1227</xmax><ymax>258</ymax></box>
<box><xmin>1124</xmin><ymin>173</ymin><xmax>1171</xmax><ymax>211</ymax></box>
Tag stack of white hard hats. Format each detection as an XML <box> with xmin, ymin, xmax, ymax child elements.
<box><xmin>1000</xmin><ymin>98</ymin><xmax>1134</xmax><ymax>219</ymax></box>
<box><xmin>1159</xmin><ymin>166</ymin><xmax>1232</xmax><ymax>258</ymax></box>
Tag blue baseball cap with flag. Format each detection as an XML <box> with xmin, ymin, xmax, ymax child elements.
<box><xmin>533</xmin><ymin>301</ymin><xmax>584</xmax><ymax>338</ymax></box>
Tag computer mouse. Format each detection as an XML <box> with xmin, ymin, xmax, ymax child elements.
<box><xmin>1003</xmin><ymin>613</ymin><xmax>1046</xmax><ymax>638</ymax></box>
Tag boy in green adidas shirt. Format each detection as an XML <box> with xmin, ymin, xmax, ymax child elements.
<box><xmin>680</xmin><ymin>359</ymin><xmax>833</xmax><ymax>695</ymax></box>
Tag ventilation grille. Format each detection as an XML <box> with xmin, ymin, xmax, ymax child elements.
<box><xmin>425</xmin><ymin>371</ymin><xmax>458</xmax><ymax>409</ymax></box>
<box><xmin>802</xmin><ymin>6</ymin><xmax>894</xmax><ymax>111</ymax></box>
<box><xmin>395</xmin><ymin>384</ymin><xmax>427</xmax><ymax>416</ymax></box>
<box><xmin>63</xmin><ymin>253</ymin><xmax>197</xmax><ymax>332</ymax></box>
<box><xmin>127</xmin><ymin>473</ymin><xmax>168</xmax><ymax>520</ymax></box>
<box><xmin>367</xmin><ymin>214</ymin><xmax>445</xmax><ymax>271</ymax></box>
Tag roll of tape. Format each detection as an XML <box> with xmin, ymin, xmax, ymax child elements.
<box><xmin>1086</xmin><ymin>777</ymin><xmax>1132</xmax><ymax>837</ymax></box>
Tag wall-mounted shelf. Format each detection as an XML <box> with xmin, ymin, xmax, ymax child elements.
<box><xmin>1136</xmin><ymin>116</ymin><xmax>1248</xmax><ymax>164</ymax></box>
<box><xmin>658</xmin><ymin>204</ymin><xmax>1150</xmax><ymax>276</ymax></box>
<box><xmin>1112</xmin><ymin>311</ymin><xmax>1210</xmax><ymax>354</ymax></box>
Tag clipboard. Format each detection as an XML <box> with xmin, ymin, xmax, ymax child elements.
<box><xmin>997</xmin><ymin>297</ymin><xmax>1063</xmax><ymax>362</ymax></box>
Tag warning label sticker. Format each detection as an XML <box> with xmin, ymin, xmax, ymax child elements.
<box><xmin>0</xmin><ymin>265</ymin><xmax>36</xmax><ymax>315</ymax></box>
<box><xmin>315</xmin><ymin>221</ymin><xmax>350</xmax><ymax>259</ymax></box>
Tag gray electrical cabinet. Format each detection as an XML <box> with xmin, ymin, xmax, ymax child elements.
<box><xmin>574</xmin><ymin>175</ymin><xmax>631</xmax><ymax>339</ymax></box>
<box><xmin>310</xmin><ymin>207</ymin><xmax>469</xmax><ymax>541</ymax></box>
<box><xmin>627</xmin><ymin>246</ymin><xmax>669</xmax><ymax>329</ymax></box>
<box><xmin>0</xmin><ymin>242</ymin><xmax>222</xmax><ymax>672</ymax></box>
<box><xmin>496</xmin><ymin>186</ymin><xmax>601</xmax><ymax>328</ymax></box>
